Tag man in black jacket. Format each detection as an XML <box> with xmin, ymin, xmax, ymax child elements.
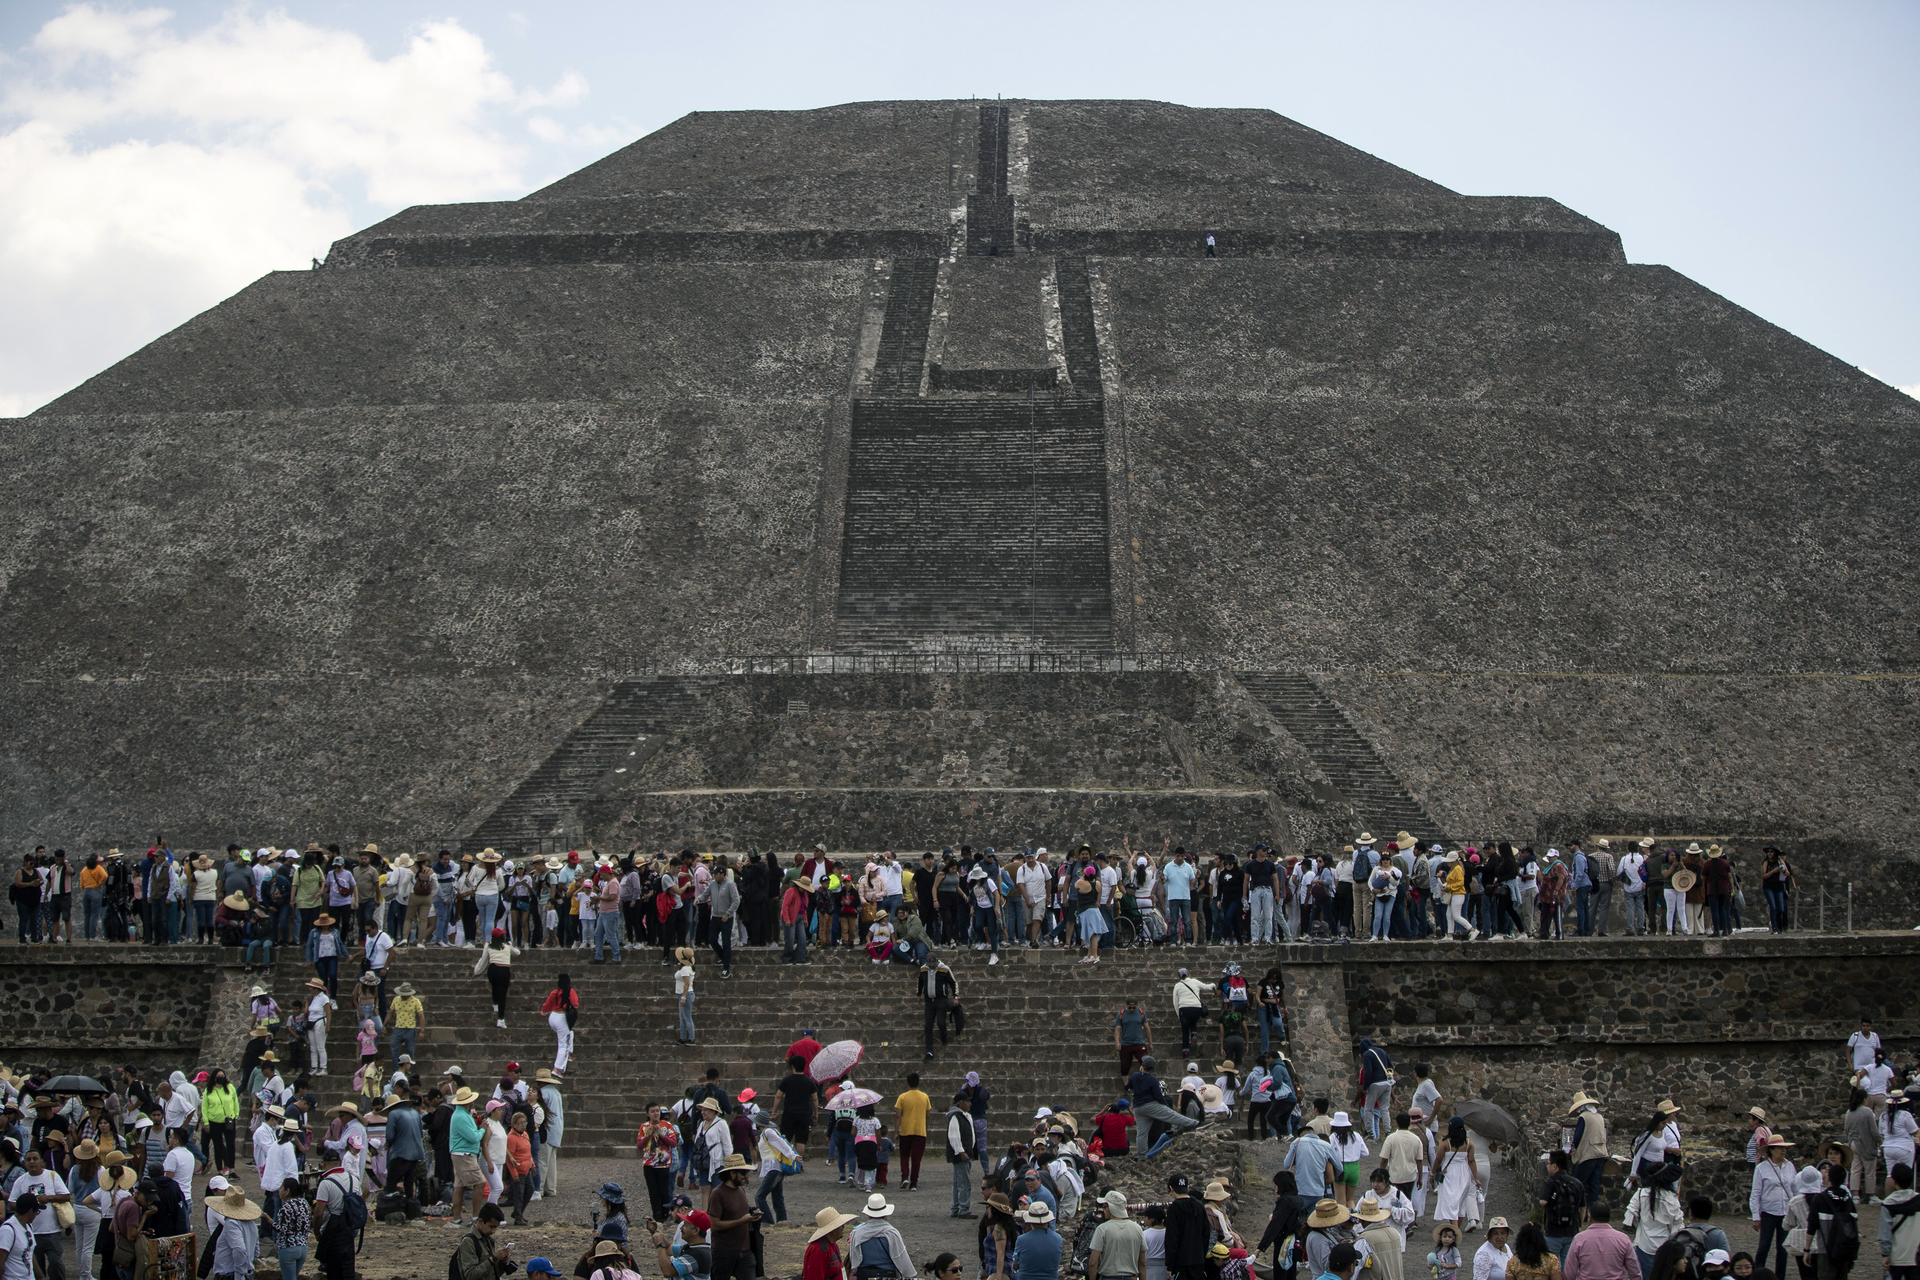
<box><xmin>1162</xmin><ymin>1174</ymin><xmax>1211</xmax><ymax>1280</ymax></box>
<box><xmin>919</xmin><ymin>960</ymin><xmax>964</xmax><ymax>1059</ymax></box>
<box><xmin>739</xmin><ymin>856</ymin><xmax>770</xmax><ymax>948</ymax></box>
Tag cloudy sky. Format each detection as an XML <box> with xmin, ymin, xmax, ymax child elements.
<box><xmin>1</xmin><ymin>0</ymin><xmax>1914</xmax><ymax>416</ymax></box>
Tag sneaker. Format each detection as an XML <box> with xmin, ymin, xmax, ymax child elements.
<box><xmin>988</xmin><ymin>954</ymin><xmax>999</xmax><ymax>966</ymax></box>
<box><xmin>495</xmin><ymin>1019</ymin><xmax>506</xmax><ymax>1029</ymax></box>
<box><xmin>1467</xmin><ymin>928</ymin><xmax>1481</xmax><ymax>942</ymax></box>
<box><xmin>925</xmin><ymin>1051</ymin><xmax>935</xmax><ymax>1059</ymax></box>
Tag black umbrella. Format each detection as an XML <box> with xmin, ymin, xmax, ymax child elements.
<box><xmin>1454</xmin><ymin>1098</ymin><xmax>1527</xmax><ymax>1148</ymax></box>
<box><xmin>40</xmin><ymin>1075</ymin><xmax>108</xmax><ymax>1094</ymax></box>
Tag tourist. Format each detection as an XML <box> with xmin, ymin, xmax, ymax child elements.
<box><xmin>1624</xmin><ymin>1169</ymin><xmax>1684</xmax><ymax>1279</ymax></box>
<box><xmin>1012</xmin><ymin>1202</ymin><xmax>1060</xmax><ymax>1280</ymax></box>
<box><xmin>1844</xmin><ymin>1088</ymin><xmax>1880</xmax><ymax>1194</ymax></box>
<box><xmin>470</xmin><ymin>927</ymin><xmax>513</xmax><ymax>1029</ymax></box>
<box><xmin>1879</xmin><ymin>1162</ymin><xmax>1918</xmax><ymax>1279</ymax></box>
<box><xmin>1171</xmin><ymin>970</ymin><xmax>1208</xmax><ymax>1054</ymax></box>
<box><xmin>1087</xmin><ymin>1189</ymin><xmax>1145</xmax><ymax>1280</ymax></box>
<box><xmin>1356</xmin><ymin>1039</ymin><xmax>1394</xmax><ymax>1139</ymax></box>
<box><xmin>1285</xmin><ymin>1122</ymin><xmax>1339</xmax><ymax>1204</ymax></box>
<box><xmin>1433</xmin><ymin>1118</ymin><xmax>1481</xmax><ymax>1235</ymax></box>
<box><xmin>1619</xmin><ymin>842</ymin><xmax>1650</xmax><ymax>936</ymax></box>
<box><xmin>306</xmin><ymin>910</ymin><xmax>344</xmax><ymax>997</ymax></box>
<box><xmin>1568</xmin><ymin>1095</ymin><xmax>1610</xmax><ymax>1208</ymax></box>
<box><xmin>1511</xmin><ymin>1222</ymin><xmax>1564</xmax><ymax>1280</ymax></box>
<box><xmin>1629</xmin><ymin>1102</ymin><xmax>1685</xmax><ymax>1178</ymax></box>
<box><xmin>1380</xmin><ymin>1112</ymin><xmax>1426</xmax><ymax>1204</ymax></box>
<box><xmin>1542</xmin><ymin>1151</ymin><xmax>1588</xmax><ymax>1265</ymax></box>
<box><xmin>1355</xmin><ymin>1194</ymin><xmax>1402</xmax><ymax>1280</ymax></box>
<box><xmin>848</xmin><ymin>1193</ymin><xmax>913</xmax><ymax>1279</ymax></box>
<box><xmin>943</xmin><ymin>1091</ymin><xmax>976</xmax><ymax>1219</ymax></box>
<box><xmin>1760</xmin><ymin>849</ymin><xmax>1795</xmax><ymax>933</ymax></box>
<box><xmin>1562</xmin><ymin>1202</ymin><xmax>1636</xmax><ymax>1280</ymax></box>
<box><xmin>1749</xmin><ymin>1137</ymin><xmax>1797</xmax><ymax>1278</ymax></box>
<box><xmin>1433</xmin><ymin>1226</ymin><xmax>1465</xmax><ymax>1280</ymax></box>
<box><xmin>1801</xmin><ymin>1162</ymin><xmax>1855</xmax><ymax>1280</ymax></box>
<box><xmin>1475</xmin><ymin>1219</ymin><xmax>1515</xmax><ymax>1280</ymax></box>
<box><xmin>1300</xmin><ymin>1198</ymin><xmax>1352</xmax><ymax>1277</ymax></box>
<box><xmin>1328</xmin><ymin>1113</ymin><xmax>1369</xmax><ymax>1210</ymax></box>
<box><xmin>805</xmin><ymin>1206</ymin><xmax>857</xmax><ymax>1280</ymax></box>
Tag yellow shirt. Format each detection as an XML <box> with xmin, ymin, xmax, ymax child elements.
<box><xmin>388</xmin><ymin>995</ymin><xmax>424</xmax><ymax>1029</ymax></box>
<box><xmin>894</xmin><ymin>1088</ymin><xmax>931</xmax><ymax>1138</ymax></box>
<box><xmin>81</xmin><ymin>866</ymin><xmax>109</xmax><ymax>890</ymax></box>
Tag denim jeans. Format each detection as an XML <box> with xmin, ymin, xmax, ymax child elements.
<box><xmin>278</xmin><ymin>1244</ymin><xmax>308</xmax><ymax>1280</ymax></box>
<box><xmin>82</xmin><ymin>888</ymin><xmax>104</xmax><ymax>940</ymax></box>
<box><xmin>1370</xmin><ymin>897</ymin><xmax>1393</xmax><ymax>939</ymax></box>
<box><xmin>782</xmin><ymin>918</ymin><xmax>808</xmax><ymax>963</ymax></box>
<box><xmin>678</xmin><ymin>991</ymin><xmax>696</xmax><ymax>1041</ymax></box>
<box><xmin>1574</xmin><ymin>885</ymin><xmax>1592</xmax><ymax>935</ymax></box>
<box><xmin>594</xmin><ymin>913</ymin><xmax>621</xmax><ymax>961</ymax></box>
<box><xmin>391</xmin><ymin>1027</ymin><xmax>417</xmax><ymax>1070</ymax></box>
<box><xmin>971</xmin><ymin>905</ymin><xmax>1000</xmax><ymax>953</ymax></box>
<box><xmin>1258</xmin><ymin>1006</ymin><xmax>1285</xmax><ymax>1052</ymax></box>
<box><xmin>950</xmin><ymin>1159</ymin><xmax>972</xmax><ymax>1215</ymax></box>
<box><xmin>476</xmin><ymin>895</ymin><xmax>501</xmax><ymax>946</ymax></box>
<box><xmin>435</xmin><ymin>901</ymin><xmax>455</xmax><ymax>944</ymax></box>
<box><xmin>245</xmin><ymin>939</ymin><xmax>274</xmax><ymax>966</ymax></box>
<box><xmin>830</xmin><ymin>1129</ymin><xmax>855</xmax><ymax>1180</ymax></box>
<box><xmin>194</xmin><ymin>900</ymin><xmax>215</xmax><ymax>936</ymax></box>
<box><xmin>1166</xmin><ymin>899</ymin><xmax>1191</xmax><ymax>942</ymax></box>
<box><xmin>1765</xmin><ymin>887</ymin><xmax>1789</xmax><ymax>931</ymax></box>
<box><xmin>1250</xmin><ymin>887</ymin><xmax>1275</xmax><ymax>942</ymax></box>
<box><xmin>755</xmin><ymin>1170</ymin><xmax>786</xmax><ymax>1223</ymax></box>
<box><xmin>1624</xmin><ymin>890</ymin><xmax>1647</xmax><ymax>934</ymax></box>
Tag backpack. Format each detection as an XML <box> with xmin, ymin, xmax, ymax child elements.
<box><xmin>1815</xmin><ymin>1194</ymin><xmax>1860</xmax><ymax>1268</ymax></box>
<box><xmin>835</xmin><ymin>1108</ymin><xmax>857</xmax><ymax>1135</ymax></box>
<box><xmin>689</xmin><ymin>1128</ymin><xmax>713</xmax><ymax>1177</ymax></box>
<box><xmin>1671</xmin><ymin>1225</ymin><xmax>1713</xmax><ymax>1275</ymax></box>
<box><xmin>1544</xmin><ymin>1175</ymin><xmax>1585</xmax><ymax>1235</ymax></box>
<box><xmin>1224</xmin><ymin>976</ymin><xmax>1249</xmax><ymax>1006</ymax></box>
<box><xmin>325</xmin><ymin>1173</ymin><xmax>369</xmax><ymax>1232</ymax></box>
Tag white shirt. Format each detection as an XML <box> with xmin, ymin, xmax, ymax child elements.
<box><xmin>0</xmin><ymin>1215</ymin><xmax>36</xmax><ymax>1280</ymax></box>
<box><xmin>1860</xmin><ymin>1063</ymin><xmax>1895</xmax><ymax>1095</ymax></box>
<box><xmin>1849</xmin><ymin>1031</ymin><xmax>1883</xmax><ymax>1071</ymax></box>
<box><xmin>1472</xmin><ymin>1241</ymin><xmax>1512</xmax><ymax>1280</ymax></box>
<box><xmin>1098</xmin><ymin>866</ymin><xmax>1121</xmax><ymax>905</ymax></box>
<box><xmin>11</xmin><ymin>1170</ymin><xmax>67</xmax><ymax>1234</ymax></box>
<box><xmin>1619</xmin><ymin>852</ymin><xmax>1646</xmax><ymax>890</ymax></box>
<box><xmin>364</xmin><ymin>931</ymin><xmax>393</xmax><ymax>969</ymax></box>
<box><xmin>262</xmin><ymin>1138</ymin><xmax>300</xmax><ymax>1192</ymax></box>
<box><xmin>876</xmin><ymin>863</ymin><xmax>903</xmax><ymax>896</ymax></box>
<box><xmin>307</xmin><ymin>992</ymin><xmax>333</xmax><ymax>1025</ymax></box>
<box><xmin>675</xmin><ymin>965</ymin><xmax>695</xmax><ymax>996</ymax></box>
<box><xmin>383</xmin><ymin>867</ymin><xmax>413</xmax><ymax>902</ymax></box>
<box><xmin>1015</xmin><ymin>863</ymin><xmax>1050</xmax><ymax>906</ymax></box>
<box><xmin>164</xmin><ymin>1146</ymin><xmax>195</xmax><ymax>1204</ymax></box>
<box><xmin>163</xmin><ymin>1091</ymin><xmax>195</xmax><ymax>1130</ymax></box>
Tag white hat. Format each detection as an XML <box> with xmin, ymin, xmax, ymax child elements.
<box><xmin>1101</xmin><ymin>1190</ymin><xmax>1129</xmax><ymax>1218</ymax></box>
<box><xmin>1332</xmin><ymin>1111</ymin><xmax>1352</xmax><ymax>1126</ymax></box>
<box><xmin>1035</xmin><ymin>847</ymin><xmax>1047</xmax><ymax>856</ymax></box>
<box><xmin>968</xmin><ymin>868</ymin><xmax>988</xmax><ymax>881</ymax></box>
<box><xmin>861</xmin><ymin>1193</ymin><xmax>894</xmax><ymax>1218</ymax></box>
<box><xmin>1034</xmin><ymin>1106</ymin><xmax>1053</xmax><ymax>1120</ymax></box>
<box><xmin>1135</xmin><ymin>856</ymin><xmax>1149</xmax><ymax>866</ymax></box>
<box><xmin>207</xmin><ymin>1176</ymin><xmax>230</xmax><ymax>1193</ymax></box>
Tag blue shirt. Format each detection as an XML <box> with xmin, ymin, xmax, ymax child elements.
<box><xmin>1285</xmin><ymin>1133</ymin><xmax>1337</xmax><ymax>1198</ymax></box>
<box><xmin>1013</xmin><ymin>1227</ymin><xmax>1062</xmax><ymax>1280</ymax></box>
<box><xmin>1572</xmin><ymin>853</ymin><xmax>1591</xmax><ymax>889</ymax></box>
<box><xmin>1163</xmin><ymin>863</ymin><xmax>1195</xmax><ymax>902</ymax></box>
<box><xmin>384</xmin><ymin>1104</ymin><xmax>426</xmax><ymax>1163</ymax></box>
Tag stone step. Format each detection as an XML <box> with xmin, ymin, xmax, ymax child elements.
<box><xmin>872</xmin><ymin>259</ymin><xmax>938</xmax><ymax>396</ymax></box>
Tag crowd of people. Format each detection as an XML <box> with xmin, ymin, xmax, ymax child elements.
<box><xmin>6</xmin><ymin>833</ymin><xmax>1807</xmax><ymax>964</ymax></box>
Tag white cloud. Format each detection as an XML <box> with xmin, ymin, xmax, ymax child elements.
<box><xmin>1902</xmin><ymin>384</ymin><xmax>1920</xmax><ymax>401</ymax></box>
<box><xmin>0</xmin><ymin>6</ymin><xmax>593</xmax><ymax>416</ymax></box>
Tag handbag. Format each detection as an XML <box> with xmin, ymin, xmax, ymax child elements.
<box><xmin>55</xmin><ymin>1200</ymin><xmax>76</xmax><ymax>1229</ymax></box>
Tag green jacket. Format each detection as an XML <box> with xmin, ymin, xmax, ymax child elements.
<box><xmin>202</xmin><ymin>1084</ymin><xmax>241</xmax><ymax>1125</ymax></box>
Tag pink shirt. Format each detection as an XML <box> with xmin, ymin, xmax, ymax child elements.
<box><xmin>1562</xmin><ymin>1224</ymin><xmax>1639</xmax><ymax>1280</ymax></box>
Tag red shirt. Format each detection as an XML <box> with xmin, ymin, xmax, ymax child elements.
<box><xmin>539</xmin><ymin>989</ymin><xmax>580</xmax><ymax>1015</ymax></box>
<box><xmin>1094</xmin><ymin>1111</ymin><xmax>1136</xmax><ymax>1151</ymax></box>
<box><xmin>788</xmin><ymin>1038</ymin><xmax>823</xmax><ymax>1071</ymax></box>
<box><xmin>802</xmin><ymin>1240</ymin><xmax>843</xmax><ymax>1280</ymax></box>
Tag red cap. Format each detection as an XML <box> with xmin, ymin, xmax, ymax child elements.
<box><xmin>738</xmin><ymin>1088</ymin><xmax>756</xmax><ymax>1103</ymax></box>
<box><xmin>193</xmin><ymin>1072</ymin><xmax>210</xmax><ymax>1083</ymax></box>
<box><xmin>677</xmin><ymin>1210</ymin><xmax>711</xmax><ymax>1233</ymax></box>
<box><xmin>492</xmin><ymin>927</ymin><xmax>507</xmax><ymax>940</ymax></box>
<box><xmin>568</xmin><ymin>852</ymin><xmax>581</xmax><ymax>863</ymax></box>
<box><xmin>506</xmin><ymin>1063</ymin><xmax>521</xmax><ymax>1073</ymax></box>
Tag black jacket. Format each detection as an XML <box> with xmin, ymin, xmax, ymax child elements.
<box><xmin>1165</xmin><ymin>1193</ymin><xmax>1211</xmax><ymax>1267</ymax></box>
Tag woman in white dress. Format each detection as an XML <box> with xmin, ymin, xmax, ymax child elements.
<box><xmin>1432</xmin><ymin>1119</ymin><xmax>1481</xmax><ymax>1234</ymax></box>
<box><xmin>1881</xmin><ymin>1092</ymin><xmax>1917</xmax><ymax>1194</ymax></box>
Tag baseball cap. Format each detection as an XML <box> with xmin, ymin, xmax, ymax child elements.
<box><xmin>1167</xmin><ymin>1174</ymin><xmax>1190</xmax><ymax>1193</ymax></box>
<box><xmin>1705</xmin><ymin>1252</ymin><xmax>1731</xmax><ymax>1267</ymax></box>
<box><xmin>678</xmin><ymin>1209</ymin><xmax>712</xmax><ymax>1233</ymax></box>
<box><xmin>525</xmin><ymin>1261</ymin><xmax>563</xmax><ymax>1278</ymax></box>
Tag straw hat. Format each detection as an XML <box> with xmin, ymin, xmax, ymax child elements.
<box><xmin>1307</xmin><ymin>1199</ymin><xmax>1350</xmax><ymax>1228</ymax></box>
<box><xmin>1655</xmin><ymin>1099</ymin><xmax>1682</xmax><ymax>1115</ymax></box>
<box><xmin>219</xmin><ymin>1188</ymin><xmax>263</xmax><ymax>1221</ymax></box>
<box><xmin>259</xmin><ymin>1052</ymin><xmax>277</xmax><ymax>1064</ymax></box>
<box><xmin>104</xmin><ymin>1166</ymin><xmax>138</xmax><ymax>1192</ymax></box>
<box><xmin>479</xmin><ymin>849</ymin><xmax>502</xmax><ymax>864</ymax></box>
<box><xmin>1354</xmin><ymin>1195</ymin><xmax>1392</xmax><ymax>1223</ymax></box>
<box><xmin>1203</xmin><ymin>1184</ymin><xmax>1230</xmax><ymax>1202</ymax></box>
<box><xmin>675</xmin><ymin>947</ymin><xmax>695</xmax><ymax>965</ymax></box>
<box><xmin>808</xmin><ymin>1207</ymin><xmax>857</xmax><ymax>1243</ymax></box>
<box><xmin>248</xmin><ymin>986</ymin><xmax>270</xmax><ymax>1000</ymax></box>
<box><xmin>452</xmin><ymin>1088</ymin><xmax>480</xmax><ymax>1107</ymax></box>
<box><xmin>71</xmin><ymin>1140</ymin><xmax>100</xmax><ymax>1161</ymax></box>
<box><xmin>1684</xmin><ymin>842</ymin><xmax>1703</xmax><ymax>855</ymax></box>
<box><xmin>1671</xmin><ymin>869</ymin><xmax>1697</xmax><ymax>892</ymax></box>
<box><xmin>305</xmin><ymin>977</ymin><xmax>327</xmax><ymax>990</ymax></box>
<box><xmin>1355</xmin><ymin>833</ymin><xmax>1377</xmax><ymax>846</ymax></box>
<box><xmin>861</xmin><ymin>1193</ymin><xmax>894</xmax><ymax>1218</ymax></box>
<box><xmin>193</xmin><ymin>855</ymin><xmax>214</xmax><ymax>869</ymax></box>
<box><xmin>719</xmin><ymin>1154</ymin><xmax>750</xmax><ymax>1172</ymax></box>
<box><xmin>1214</xmin><ymin>1061</ymin><xmax>1237</xmax><ymax>1075</ymax></box>
<box><xmin>697</xmin><ymin>1098</ymin><xmax>722</xmax><ymax>1113</ymax></box>
<box><xmin>1567</xmin><ymin>1093</ymin><xmax>1600</xmax><ymax>1114</ymax></box>
<box><xmin>1764</xmin><ymin>1136</ymin><xmax>1794</xmax><ymax>1149</ymax></box>
<box><xmin>591</xmin><ymin>1242</ymin><xmax>625</xmax><ymax>1260</ymax></box>
<box><xmin>222</xmin><ymin>891</ymin><xmax>250</xmax><ymax>911</ymax></box>
<box><xmin>1638</xmin><ymin>837</ymin><xmax>1654</xmax><ymax>848</ymax></box>
<box><xmin>1748</xmin><ymin>1106</ymin><xmax>1769</xmax><ymax>1122</ymax></box>
<box><xmin>1486</xmin><ymin>1218</ymin><xmax>1510</xmax><ymax>1233</ymax></box>
<box><xmin>329</xmin><ymin>1100</ymin><xmax>361</xmax><ymax>1118</ymax></box>
<box><xmin>394</xmin><ymin>983</ymin><xmax>417</xmax><ymax>998</ymax></box>
<box><xmin>313</xmin><ymin>913</ymin><xmax>335</xmax><ymax>928</ymax></box>
<box><xmin>535</xmin><ymin>1068</ymin><xmax>556</xmax><ymax>1083</ymax></box>
<box><xmin>100</xmin><ymin>1151</ymin><xmax>128</xmax><ymax>1168</ymax></box>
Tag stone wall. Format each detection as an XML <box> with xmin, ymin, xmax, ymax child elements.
<box><xmin>0</xmin><ymin>952</ymin><xmax>228</xmax><ymax>1076</ymax></box>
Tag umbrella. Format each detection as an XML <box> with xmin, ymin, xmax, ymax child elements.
<box><xmin>828</xmin><ymin>1087</ymin><xmax>882</xmax><ymax>1109</ymax></box>
<box><xmin>41</xmin><ymin>1075</ymin><xmax>108</xmax><ymax>1095</ymax></box>
<box><xmin>1454</xmin><ymin>1099</ymin><xmax>1526</xmax><ymax>1148</ymax></box>
<box><xmin>808</xmin><ymin>1039</ymin><xmax>864</xmax><ymax>1083</ymax></box>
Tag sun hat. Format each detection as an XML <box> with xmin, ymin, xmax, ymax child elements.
<box><xmin>313</xmin><ymin>914</ymin><xmax>335</xmax><ymax>928</ymax></box>
<box><xmin>719</xmin><ymin>1154</ymin><xmax>750</xmax><ymax>1171</ymax></box>
<box><xmin>862</xmin><ymin>1193</ymin><xmax>894</xmax><ymax>1218</ymax></box>
<box><xmin>1567</xmin><ymin>1093</ymin><xmax>1600</xmax><ymax>1114</ymax></box>
<box><xmin>675</xmin><ymin>947</ymin><xmax>695</xmax><ymax>964</ymax></box>
<box><xmin>395</xmin><ymin>983</ymin><xmax>417</xmax><ymax>998</ymax></box>
<box><xmin>1331</xmin><ymin>1111</ymin><xmax>1352</xmax><ymax>1126</ymax></box>
<box><xmin>1101</xmin><ymin>1189</ymin><xmax>1129</xmax><ymax>1217</ymax></box>
<box><xmin>808</xmin><ymin>1206</ymin><xmax>858</xmax><ymax>1243</ymax></box>
<box><xmin>1355</xmin><ymin>833</ymin><xmax>1376</xmax><ymax>846</ymax></box>
<box><xmin>1486</xmin><ymin>1217</ymin><xmax>1509</xmax><ymax>1232</ymax></box>
<box><xmin>1748</xmin><ymin>1106</ymin><xmax>1768</xmax><ymax>1122</ymax></box>
<box><xmin>1307</xmin><ymin>1200</ymin><xmax>1350</xmax><ymax>1228</ymax></box>
<box><xmin>535</xmin><ymin>1068</ymin><xmax>556</xmax><ymax>1083</ymax></box>
<box><xmin>1433</xmin><ymin>1224</ymin><xmax>1460</xmax><ymax>1246</ymax></box>
<box><xmin>71</xmin><ymin>1139</ymin><xmax>100</xmax><ymax>1161</ymax></box>
<box><xmin>248</xmin><ymin>985</ymin><xmax>269</xmax><ymax>999</ymax></box>
<box><xmin>1655</xmin><ymin>1099</ymin><xmax>1682</xmax><ymax>1115</ymax></box>
<box><xmin>219</xmin><ymin>1187</ymin><xmax>263</xmax><ymax>1221</ymax></box>
<box><xmin>697</xmin><ymin>1098</ymin><xmax>721</xmax><ymax>1112</ymax></box>
<box><xmin>279</xmin><ymin>1120</ymin><xmax>301</xmax><ymax>1135</ymax></box>
<box><xmin>1024</xmin><ymin>1203</ymin><xmax>1055</xmax><ymax>1224</ymax></box>
<box><xmin>1354</xmin><ymin>1195</ymin><xmax>1391</xmax><ymax>1222</ymax></box>
<box><xmin>1215</xmin><ymin>1061</ymin><xmax>1237</xmax><ymax>1074</ymax></box>
<box><xmin>1764</xmin><ymin>1135</ymin><xmax>1794</xmax><ymax>1149</ymax></box>
<box><xmin>329</xmin><ymin>1100</ymin><xmax>360</xmax><ymax>1117</ymax></box>
<box><xmin>452</xmin><ymin>1087</ymin><xmax>479</xmax><ymax>1107</ymax></box>
<box><xmin>592</xmin><ymin>1241</ymin><xmax>625</xmax><ymax>1260</ymax></box>
<box><xmin>1203</xmin><ymin>1184</ymin><xmax>1230</xmax><ymax>1202</ymax></box>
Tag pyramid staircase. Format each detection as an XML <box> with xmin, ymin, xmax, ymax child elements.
<box><xmin>460</xmin><ymin>677</ymin><xmax>720</xmax><ymax>857</ymax></box>
<box><xmin>1237</xmin><ymin>673</ymin><xmax>1447</xmax><ymax>842</ymax></box>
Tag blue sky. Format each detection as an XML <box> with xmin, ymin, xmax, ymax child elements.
<box><xmin>1</xmin><ymin>0</ymin><xmax>1915</xmax><ymax>415</ymax></box>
